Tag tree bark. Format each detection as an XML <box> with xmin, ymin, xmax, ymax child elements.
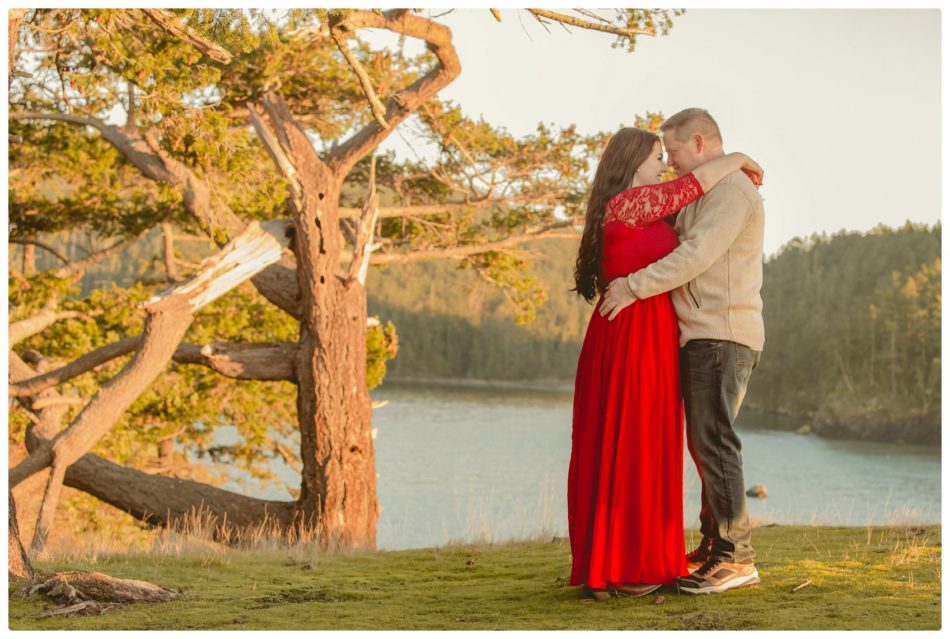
<box><xmin>12</xmin><ymin>337</ymin><xmax>297</xmax><ymax>397</ymax></box>
<box><xmin>62</xmin><ymin>453</ymin><xmax>298</xmax><ymax>539</ymax></box>
<box><xmin>173</xmin><ymin>341</ymin><xmax>298</xmax><ymax>381</ymax></box>
<box><xmin>293</xmin><ymin>176</ymin><xmax>379</xmax><ymax>549</ymax></box>
<box><xmin>8</xmin><ymin>9</ymin><xmax>27</xmax><ymax>89</ymax></box>
<box><xmin>9</xmin><ymin>489</ymin><xmax>35</xmax><ymax>582</ymax></box>
<box><xmin>161</xmin><ymin>221</ymin><xmax>180</xmax><ymax>282</ymax></box>
<box><xmin>9</xmin><ymin>302</ymin><xmax>81</xmax><ymax>345</ymax></box>
<box><xmin>22</xmin><ymin>242</ymin><xmax>36</xmax><ymax>275</ymax></box>
<box><xmin>246</xmin><ymin>7</ymin><xmax>463</xmax><ymax>549</ymax></box>
<box><xmin>29</xmin><ymin>570</ymin><xmax>179</xmax><ymax>617</ymax></box>
<box><xmin>254</xmin><ymin>90</ymin><xmax>380</xmax><ymax>549</ymax></box>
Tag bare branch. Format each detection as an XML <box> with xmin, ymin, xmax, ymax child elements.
<box><xmin>11</xmin><ymin>336</ymin><xmax>142</xmax><ymax>397</ymax></box>
<box><xmin>324</xmin><ymin>10</ymin><xmax>461</xmax><ymax>178</ymax></box>
<box><xmin>140</xmin><ymin>8</ymin><xmax>233</xmax><ymax>64</ymax></box>
<box><xmin>246</xmin><ymin>101</ymin><xmax>305</xmax><ymax>211</ymax></box>
<box><xmin>9</xmin><ymin>299</ymin><xmax>82</xmax><ymax>345</ymax></box>
<box><xmin>529</xmin><ymin>11</ymin><xmax>553</xmax><ymax>35</ymax></box>
<box><xmin>573</xmin><ymin>8</ymin><xmax>613</xmax><ymax>25</ymax></box>
<box><xmin>12</xmin><ymin>335</ymin><xmax>298</xmax><ymax>398</ymax></box>
<box><xmin>345</xmin><ymin>155</ymin><xmax>381</xmax><ymax>285</ymax></box>
<box><xmin>370</xmin><ymin>221</ymin><xmax>578</xmax><ymax>265</ymax></box>
<box><xmin>329</xmin><ymin>20</ymin><xmax>390</xmax><ymax>130</ymax></box>
<box><xmin>30</xmin><ymin>396</ymin><xmax>85</xmax><ymax>410</ymax></box>
<box><xmin>9</xmin><ymin>238</ymin><xmax>69</xmax><ymax>265</ymax></box>
<box><xmin>52</xmin><ymin>232</ymin><xmax>146</xmax><ymax>277</ymax></box>
<box><xmin>490</xmin><ymin>9</ymin><xmax>502</xmax><ymax>22</ymax></box>
<box><xmin>172</xmin><ymin>342</ymin><xmax>298</xmax><ymax>382</ymax></box>
<box><xmin>257</xmin><ymin>91</ymin><xmax>328</xmax><ymax>200</ymax></box>
<box><xmin>9</xmin><ymin>10</ymin><xmax>29</xmax><ymax>92</ymax></box>
<box><xmin>145</xmin><ymin>219</ymin><xmax>293</xmax><ymax>313</ymax></box>
<box><xmin>526</xmin><ymin>9</ymin><xmax>657</xmax><ymax>38</ymax></box>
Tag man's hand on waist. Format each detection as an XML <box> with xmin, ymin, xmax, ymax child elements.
<box><xmin>599</xmin><ymin>276</ymin><xmax>638</xmax><ymax>321</ymax></box>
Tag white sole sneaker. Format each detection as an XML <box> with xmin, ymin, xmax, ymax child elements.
<box><xmin>676</xmin><ymin>569</ymin><xmax>760</xmax><ymax>594</ymax></box>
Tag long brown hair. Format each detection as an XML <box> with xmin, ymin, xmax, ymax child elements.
<box><xmin>572</xmin><ymin>128</ymin><xmax>659</xmax><ymax>302</ymax></box>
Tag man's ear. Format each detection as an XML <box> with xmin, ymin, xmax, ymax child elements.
<box><xmin>693</xmin><ymin>133</ymin><xmax>704</xmax><ymax>154</ymax></box>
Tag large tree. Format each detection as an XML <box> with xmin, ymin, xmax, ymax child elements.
<box><xmin>8</xmin><ymin>8</ymin><xmax>679</xmax><ymax>550</ymax></box>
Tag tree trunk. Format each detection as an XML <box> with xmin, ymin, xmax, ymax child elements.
<box><xmin>22</xmin><ymin>242</ymin><xmax>36</xmax><ymax>275</ymax></box>
<box><xmin>160</xmin><ymin>221</ymin><xmax>180</xmax><ymax>282</ymax></box>
<box><xmin>293</xmin><ymin>174</ymin><xmax>378</xmax><ymax>549</ymax></box>
<box><xmin>62</xmin><ymin>449</ymin><xmax>299</xmax><ymax>543</ymax></box>
<box><xmin>9</xmin><ymin>489</ymin><xmax>35</xmax><ymax>582</ymax></box>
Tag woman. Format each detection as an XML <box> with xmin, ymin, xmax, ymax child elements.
<box><xmin>568</xmin><ymin>127</ymin><xmax>762</xmax><ymax>600</ymax></box>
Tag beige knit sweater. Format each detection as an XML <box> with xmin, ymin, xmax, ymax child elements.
<box><xmin>625</xmin><ymin>171</ymin><xmax>765</xmax><ymax>351</ymax></box>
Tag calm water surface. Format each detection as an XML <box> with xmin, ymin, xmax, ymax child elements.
<box><xmin>215</xmin><ymin>380</ymin><xmax>941</xmax><ymax>551</ymax></box>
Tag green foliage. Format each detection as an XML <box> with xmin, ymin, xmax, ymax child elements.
<box><xmin>8</xmin><ymin>270</ymin><xmax>80</xmax><ymax>321</ymax></box>
<box><xmin>753</xmin><ymin>222</ymin><xmax>941</xmax><ymax>423</ymax></box>
<box><xmin>366</xmin><ymin>320</ymin><xmax>399</xmax><ymax>389</ymax></box>
<box><xmin>461</xmin><ymin>252</ymin><xmax>547</xmax><ymax>325</ymax></box>
<box><xmin>9</xmin><ymin>122</ymin><xmax>186</xmax><ymax>240</ymax></box>
<box><xmin>612</xmin><ymin>9</ymin><xmax>686</xmax><ymax>52</ymax></box>
<box><xmin>367</xmin><ymin>238</ymin><xmax>589</xmax><ymax>380</ymax></box>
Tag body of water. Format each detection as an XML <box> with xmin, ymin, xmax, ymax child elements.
<box><xmin>212</xmin><ymin>380</ymin><xmax>941</xmax><ymax>551</ymax></box>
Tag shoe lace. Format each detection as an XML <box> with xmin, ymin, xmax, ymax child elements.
<box><xmin>696</xmin><ymin>556</ymin><xmax>725</xmax><ymax>576</ymax></box>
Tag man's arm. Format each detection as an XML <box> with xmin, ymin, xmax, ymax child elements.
<box><xmin>626</xmin><ymin>182</ymin><xmax>754</xmax><ymax>299</ymax></box>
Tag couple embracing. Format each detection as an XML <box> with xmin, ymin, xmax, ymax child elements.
<box><xmin>568</xmin><ymin>108</ymin><xmax>766</xmax><ymax>600</ymax></box>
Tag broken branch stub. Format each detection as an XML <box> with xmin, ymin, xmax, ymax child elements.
<box><xmin>145</xmin><ymin>219</ymin><xmax>294</xmax><ymax>313</ymax></box>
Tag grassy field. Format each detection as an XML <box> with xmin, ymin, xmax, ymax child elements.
<box><xmin>8</xmin><ymin>524</ymin><xmax>941</xmax><ymax>630</ymax></box>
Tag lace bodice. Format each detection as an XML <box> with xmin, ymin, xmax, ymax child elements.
<box><xmin>602</xmin><ymin>173</ymin><xmax>704</xmax><ymax>229</ymax></box>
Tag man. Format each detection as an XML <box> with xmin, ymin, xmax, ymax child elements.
<box><xmin>598</xmin><ymin>108</ymin><xmax>765</xmax><ymax>595</ymax></box>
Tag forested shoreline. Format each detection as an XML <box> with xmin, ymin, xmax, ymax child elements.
<box><xmin>365</xmin><ymin>222</ymin><xmax>940</xmax><ymax>445</ymax></box>
<box><xmin>11</xmin><ymin>222</ymin><xmax>940</xmax><ymax>445</ymax></box>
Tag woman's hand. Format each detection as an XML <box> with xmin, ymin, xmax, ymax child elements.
<box><xmin>739</xmin><ymin>155</ymin><xmax>764</xmax><ymax>187</ymax></box>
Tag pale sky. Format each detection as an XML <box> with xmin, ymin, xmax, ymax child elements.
<box><xmin>5</xmin><ymin>6</ymin><xmax>942</xmax><ymax>258</ymax></box>
<box><xmin>376</xmin><ymin>8</ymin><xmax>942</xmax><ymax>256</ymax></box>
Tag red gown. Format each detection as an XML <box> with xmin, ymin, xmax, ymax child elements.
<box><xmin>568</xmin><ymin>173</ymin><xmax>705</xmax><ymax>588</ymax></box>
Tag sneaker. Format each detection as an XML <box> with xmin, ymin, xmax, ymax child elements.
<box><xmin>685</xmin><ymin>537</ymin><xmax>715</xmax><ymax>573</ymax></box>
<box><xmin>610</xmin><ymin>583</ymin><xmax>662</xmax><ymax>598</ymax></box>
<box><xmin>676</xmin><ymin>557</ymin><xmax>760</xmax><ymax>594</ymax></box>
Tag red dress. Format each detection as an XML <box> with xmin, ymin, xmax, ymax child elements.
<box><xmin>568</xmin><ymin>173</ymin><xmax>704</xmax><ymax>588</ymax></box>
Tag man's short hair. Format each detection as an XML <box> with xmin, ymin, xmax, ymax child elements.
<box><xmin>660</xmin><ymin>108</ymin><xmax>723</xmax><ymax>145</ymax></box>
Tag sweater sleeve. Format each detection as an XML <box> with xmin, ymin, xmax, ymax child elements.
<box><xmin>625</xmin><ymin>182</ymin><xmax>754</xmax><ymax>299</ymax></box>
<box><xmin>603</xmin><ymin>173</ymin><xmax>704</xmax><ymax>229</ymax></box>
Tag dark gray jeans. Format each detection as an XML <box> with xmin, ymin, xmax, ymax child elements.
<box><xmin>680</xmin><ymin>339</ymin><xmax>761</xmax><ymax>564</ymax></box>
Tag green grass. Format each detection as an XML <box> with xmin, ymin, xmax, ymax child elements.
<box><xmin>8</xmin><ymin>524</ymin><xmax>941</xmax><ymax>630</ymax></box>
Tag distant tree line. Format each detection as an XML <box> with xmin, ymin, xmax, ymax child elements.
<box><xmin>752</xmin><ymin>222</ymin><xmax>940</xmax><ymax>444</ymax></box>
<box><xmin>365</xmin><ymin>222</ymin><xmax>941</xmax><ymax>444</ymax></box>
<box><xmin>11</xmin><ymin>220</ymin><xmax>940</xmax><ymax>446</ymax></box>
